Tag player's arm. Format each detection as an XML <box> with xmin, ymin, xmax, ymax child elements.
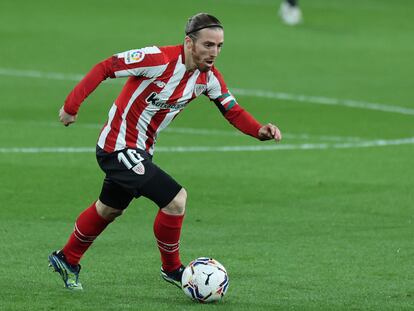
<box><xmin>213</xmin><ymin>95</ymin><xmax>281</xmax><ymax>142</ymax></box>
<box><xmin>61</xmin><ymin>57</ymin><xmax>116</xmax><ymax>126</ymax></box>
<box><xmin>206</xmin><ymin>69</ymin><xmax>282</xmax><ymax>142</ymax></box>
<box><xmin>61</xmin><ymin>47</ymin><xmax>166</xmax><ymax>126</ymax></box>
<box><xmin>223</xmin><ymin>102</ymin><xmax>281</xmax><ymax>142</ymax></box>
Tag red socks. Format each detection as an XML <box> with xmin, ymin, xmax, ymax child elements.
<box><xmin>61</xmin><ymin>203</ymin><xmax>184</xmax><ymax>271</ymax></box>
<box><xmin>62</xmin><ymin>202</ymin><xmax>111</xmax><ymax>266</ymax></box>
<box><xmin>153</xmin><ymin>210</ymin><xmax>184</xmax><ymax>272</ymax></box>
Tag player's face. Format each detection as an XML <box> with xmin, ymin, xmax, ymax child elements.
<box><xmin>191</xmin><ymin>28</ymin><xmax>224</xmax><ymax>72</ymax></box>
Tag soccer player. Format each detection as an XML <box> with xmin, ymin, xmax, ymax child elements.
<box><xmin>279</xmin><ymin>0</ymin><xmax>303</xmax><ymax>25</ymax></box>
<box><xmin>48</xmin><ymin>13</ymin><xmax>282</xmax><ymax>290</ymax></box>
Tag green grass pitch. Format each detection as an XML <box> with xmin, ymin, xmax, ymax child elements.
<box><xmin>0</xmin><ymin>0</ymin><xmax>413</xmax><ymax>310</ymax></box>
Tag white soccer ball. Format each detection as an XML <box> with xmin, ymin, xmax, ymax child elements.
<box><xmin>181</xmin><ymin>257</ymin><xmax>229</xmax><ymax>303</ymax></box>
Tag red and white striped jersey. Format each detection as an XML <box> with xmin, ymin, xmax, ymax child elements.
<box><xmin>64</xmin><ymin>44</ymin><xmax>262</xmax><ymax>155</ymax></box>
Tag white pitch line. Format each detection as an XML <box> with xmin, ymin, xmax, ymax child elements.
<box><xmin>0</xmin><ymin>119</ymin><xmax>363</xmax><ymax>142</ymax></box>
<box><xmin>0</xmin><ymin>147</ymin><xmax>94</xmax><ymax>153</ymax></box>
<box><xmin>0</xmin><ymin>68</ymin><xmax>83</xmax><ymax>82</ymax></box>
<box><xmin>231</xmin><ymin>88</ymin><xmax>414</xmax><ymax>116</ymax></box>
<box><xmin>1</xmin><ymin>137</ymin><xmax>413</xmax><ymax>154</ymax></box>
<box><xmin>1</xmin><ymin>67</ymin><xmax>413</xmax><ymax>116</ymax></box>
<box><xmin>164</xmin><ymin>127</ymin><xmax>363</xmax><ymax>142</ymax></box>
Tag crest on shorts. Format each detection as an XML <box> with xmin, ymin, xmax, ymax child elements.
<box><xmin>194</xmin><ymin>84</ymin><xmax>207</xmax><ymax>96</ymax></box>
<box><xmin>132</xmin><ymin>162</ymin><xmax>145</xmax><ymax>175</ymax></box>
<box><xmin>125</xmin><ymin>49</ymin><xmax>145</xmax><ymax>64</ymax></box>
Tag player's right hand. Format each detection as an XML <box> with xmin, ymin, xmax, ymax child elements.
<box><xmin>59</xmin><ymin>106</ymin><xmax>77</xmax><ymax>127</ymax></box>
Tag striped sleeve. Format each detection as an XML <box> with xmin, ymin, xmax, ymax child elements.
<box><xmin>112</xmin><ymin>46</ymin><xmax>168</xmax><ymax>78</ymax></box>
<box><xmin>206</xmin><ymin>67</ymin><xmax>262</xmax><ymax>139</ymax></box>
<box><xmin>63</xmin><ymin>46</ymin><xmax>168</xmax><ymax>115</ymax></box>
<box><xmin>205</xmin><ymin>67</ymin><xmax>235</xmax><ymax>113</ymax></box>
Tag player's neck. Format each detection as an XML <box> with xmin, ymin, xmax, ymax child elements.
<box><xmin>183</xmin><ymin>47</ymin><xmax>197</xmax><ymax>72</ymax></box>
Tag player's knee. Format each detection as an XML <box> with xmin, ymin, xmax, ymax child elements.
<box><xmin>96</xmin><ymin>199</ymin><xmax>124</xmax><ymax>221</ymax></box>
<box><xmin>162</xmin><ymin>188</ymin><xmax>187</xmax><ymax>215</ymax></box>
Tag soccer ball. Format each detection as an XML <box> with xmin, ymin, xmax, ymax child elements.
<box><xmin>181</xmin><ymin>257</ymin><xmax>229</xmax><ymax>303</ymax></box>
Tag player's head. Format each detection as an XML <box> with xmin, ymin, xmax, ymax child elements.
<box><xmin>184</xmin><ymin>13</ymin><xmax>224</xmax><ymax>72</ymax></box>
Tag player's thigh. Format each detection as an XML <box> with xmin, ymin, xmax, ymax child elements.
<box><xmin>96</xmin><ymin>147</ymin><xmax>182</xmax><ymax>208</ymax></box>
<box><xmin>98</xmin><ymin>177</ymin><xmax>134</xmax><ymax>210</ymax></box>
<box><xmin>139</xmin><ymin>161</ymin><xmax>183</xmax><ymax>208</ymax></box>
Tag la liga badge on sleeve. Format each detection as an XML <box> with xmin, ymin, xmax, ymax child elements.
<box><xmin>125</xmin><ymin>49</ymin><xmax>145</xmax><ymax>64</ymax></box>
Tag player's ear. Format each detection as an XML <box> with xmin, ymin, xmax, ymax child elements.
<box><xmin>184</xmin><ymin>36</ymin><xmax>193</xmax><ymax>49</ymax></box>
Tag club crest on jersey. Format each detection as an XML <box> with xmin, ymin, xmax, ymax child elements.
<box><xmin>194</xmin><ymin>84</ymin><xmax>207</xmax><ymax>96</ymax></box>
<box><xmin>153</xmin><ymin>80</ymin><xmax>166</xmax><ymax>88</ymax></box>
<box><xmin>125</xmin><ymin>49</ymin><xmax>145</xmax><ymax>64</ymax></box>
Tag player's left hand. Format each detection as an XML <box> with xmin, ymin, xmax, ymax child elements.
<box><xmin>258</xmin><ymin>123</ymin><xmax>282</xmax><ymax>142</ymax></box>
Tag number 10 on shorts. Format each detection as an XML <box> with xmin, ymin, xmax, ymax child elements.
<box><xmin>118</xmin><ymin>149</ymin><xmax>146</xmax><ymax>175</ymax></box>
